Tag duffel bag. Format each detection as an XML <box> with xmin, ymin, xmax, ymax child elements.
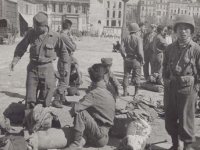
<box><xmin>141</xmin><ymin>82</ymin><xmax>164</xmax><ymax>92</ymax></box>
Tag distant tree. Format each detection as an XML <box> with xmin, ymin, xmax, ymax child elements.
<box><xmin>159</xmin><ymin>16</ymin><xmax>174</xmax><ymax>26</ymax></box>
<box><xmin>144</xmin><ymin>14</ymin><xmax>157</xmax><ymax>28</ymax></box>
<box><xmin>126</xmin><ymin>7</ymin><xmax>139</xmax><ymax>26</ymax></box>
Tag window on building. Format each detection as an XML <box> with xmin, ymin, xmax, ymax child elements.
<box><xmin>26</xmin><ymin>4</ymin><xmax>28</xmax><ymax>14</ymax></box>
<box><xmin>118</xmin><ymin>20</ymin><xmax>121</xmax><ymax>27</ymax></box>
<box><xmin>185</xmin><ymin>10</ymin><xmax>187</xmax><ymax>14</ymax></box>
<box><xmin>113</xmin><ymin>1</ymin><xmax>116</xmax><ymax>8</ymax></box>
<box><xmin>142</xmin><ymin>7</ymin><xmax>144</xmax><ymax>11</ymax></box>
<box><xmin>113</xmin><ymin>11</ymin><xmax>115</xmax><ymax>18</ymax></box>
<box><xmin>119</xmin><ymin>2</ymin><xmax>121</xmax><ymax>9</ymax></box>
<box><xmin>111</xmin><ymin>20</ymin><xmax>116</xmax><ymax>26</ymax></box>
<box><xmin>171</xmin><ymin>9</ymin><xmax>173</xmax><ymax>13</ymax></box>
<box><xmin>67</xmin><ymin>5</ymin><xmax>71</xmax><ymax>13</ymax></box>
<box><xmin>141</xmin><ymin>0</ymin><xmax>144</xmax><ymax>4</ymax></box>
<box><xmin>43</xmin><ymin>4</ymin><xmax>47</xmax><ymax>11</ymax></box>
<box><xmin>181</xmin><ymin>10</ymin><xmax>183</xmax><ymax>14</ymax></box>
<box><xmin>107</xmin><ymin>10</ymin><xmax>109</xmax><ymax>17</ymax></box>
<box><xmin>59</xmin><ymin>4</ymin><xmax>63</xmax><ymax>12</ymax></box>
<box><xmin>107</xmin><ymin>20</ymin><xmax>109</xmax><ymax>26</ymax></box>
<box><xmin>163</xmin><ymin>12</ymin><xmax>165</xmax><ymax>16</ymax></box>
<box><xmin>118</xmin><ymin>11</ymin><xmax>121</xmax><ymax>18</ymax></box>
<box><xmin>107</xmin><ymin>1</ymin><xmax>110</xmax><ymax>8</ymax></box>
<box><xmin>157</xmin><ymin>11</ymin><xmax>161</xmax><ymax>15</ymax></box>
<box><xmin>82</xmin><ymin>6</ymin><xmax>87</xmax><ymax>14</ymax></box>
<box><xmin>175</xmin><ymin>9</ymin><xmax>176</xmax><ymax>13</ymax></box>
<box><xmin>74</xmin><ymin>6</ymin><xmax>78</xmax><ymax>13</ymax></box>
<box><xmin>52</xmin><ymin>4</ymin><xmax>56</xmax><ymax>12</ymax></box>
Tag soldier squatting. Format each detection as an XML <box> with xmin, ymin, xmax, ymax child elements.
<box><xmin>8</xmin><ymin>11</ymin><xmax>200</xmax><ymax>150</ymax></box>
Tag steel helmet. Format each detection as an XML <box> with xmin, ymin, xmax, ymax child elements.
<box><xmin>129</xmin><ymin>23</ymin><xmax>140</xmax><ymax>33</ymax></box>
<box><xmin>174</xmin><ymin>14</ymin><xmax>195</xmax><ymax>33</ymax></box>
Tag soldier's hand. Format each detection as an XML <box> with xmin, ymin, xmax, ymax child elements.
<box><xmin>194</xmin><ymin>84</ymin><xmax>200</xmax><ymax>92</ymax></box>
<box><xmin>141</xmin><ymin>61</ymin><xmax>145</xmax><ymax>66</ymax></box>
<box><xmin>9</xmin><ymin>62</ymin><xmax>16</xmax><ymax>71</ymax></box>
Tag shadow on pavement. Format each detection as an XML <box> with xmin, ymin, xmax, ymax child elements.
<box><xmin>0</xmin><ymin>91</ymin><xmax>25</xmax><ymax>99</ymax></box>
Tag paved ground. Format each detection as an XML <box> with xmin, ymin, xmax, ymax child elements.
<box><xmin>0</xmin><ymin>37</ymin><xmax>200</xmax><ymax>150</ymax></box>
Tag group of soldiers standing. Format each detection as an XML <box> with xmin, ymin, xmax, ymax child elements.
<box><xmin>7</xmin><ymin>11</ymin><xmax>200</xmax><ymax>150</ymax></box>
<box><xmin>120</xmin><ymin>14</ymin><xmax>200</xmax><ymax>150</ymax></box>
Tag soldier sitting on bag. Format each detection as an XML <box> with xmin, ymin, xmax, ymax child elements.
<box><xmin>88</xmin><ymin>58</ymin><xmax>121</xmax><ymax>99</ymax></box>
<box><xmin>63</xmin><ymin>63</ymin><xmax>115</xmax><ymax>150</ymax></box>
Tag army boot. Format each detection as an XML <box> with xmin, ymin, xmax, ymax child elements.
<box><xmin>123</xmin><ymin>86</ymin><xmax>129</xmax><ymax>96</ymax></box>
<box><xmin>61</xmin><ymin>92</ymin><xmax>71</xmax><ymax>106</ymax></box>
<box><xmin>62</xmin><ymin>130</ymin><xmax>83</xmax><ymax>150</ymax></box>
<box><xmin>168</xmin><ymin>135</ymin><xmax>181</xmax><ymax>150</ymax></box>
<box><xmin>52</xmin><ymin>93</ymin><xmax>63</xmax><ymax>108</ymax></box>
<box><xmin>133</xmin><ymin>86</ymin><xmax>139</xmax><ymax>99</ymax></box>
<box><xmin>183</xmin><ymin>143</ymin><xmax>194</xmax><ymax>150</ymax></box>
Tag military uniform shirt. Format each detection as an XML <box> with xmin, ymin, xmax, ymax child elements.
<box><xmin>14</xmin><ymin>28</ymin><xmax>70</xmax><ymax>63</ymax></box>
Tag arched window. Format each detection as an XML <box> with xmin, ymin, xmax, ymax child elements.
<box><xmin>67</xmin><ymin>5</ymin><xmax>71</xmax><ymax>13</ymax></box>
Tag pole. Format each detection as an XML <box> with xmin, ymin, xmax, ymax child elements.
<box><xmin>121</xmin><ymin>0</ymin><xmax>129</xmax><ymax>43</ymax></box>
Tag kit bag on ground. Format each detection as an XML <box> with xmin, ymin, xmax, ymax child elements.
<box><xmin>24</xmin><ymin>104</ymin><xmax>60</xmax><ymax>133</ymax></box>
<box><xmin>0</xmin><ymin>135</ymin><xmax>27</xmax><ymax>150</ymax></box>
<box><xmin>3</xmin><ymin>103</ymin><xmax>25</xmax><ymax>124</ymax></box>
<box><xmin>24</xmin><ymin>127</ymin><xmax>74</xmax><ymax>149</ymax></box>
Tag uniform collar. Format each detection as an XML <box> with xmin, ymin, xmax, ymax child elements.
<box><xmin>95</xmin><ymin>81</ymin><xmax>107</xmax><ymax>89</ymax></box>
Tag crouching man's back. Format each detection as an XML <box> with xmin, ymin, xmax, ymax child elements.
<box><xmin>64</xmin><ymin>64</ymin><xmax>115</xmax><ymax>150</ymax></box>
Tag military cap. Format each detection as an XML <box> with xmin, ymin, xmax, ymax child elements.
<box><xmin>33</xmin><ymin>12</ymin><xmax>48</xmax><ymax>26</ymax></box>
<box><xmin>101</xmin><ymin>58</ymin><xmax>113</xmax><ymax>65</ymax></box>
<box><xmin>129</xmin><ymin>23</ymin><xmax>140</xmax><ymax>33</ymax></box>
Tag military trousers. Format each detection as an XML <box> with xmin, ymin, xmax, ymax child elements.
<box><xmin>26</xmin><ymin>62</ymin><xmax>55</xmax><ymax>108</ymax></box>
<box><xmin>151</xmin><ymin>52</ymin><xmax>163</xmax><ymax>75</ymax></box>
<box><xmin>73</xmin><ymin>110</ymin><xmax>110</xmax><ymax>147</ymax></box>
<box><xmin>164</xmin><ymin>80</ymin><xmax>197</xmax><ymax>143</ymax></box>
<box><xmin>55</xmin><ymin>59</ymin><xmax>71</xmax><ymax>95</ymax></box>
<box><xmin>143</xmin><ymin>49</ymin><xmax>153</xmax><ymax>79</ymax></box>
<box><xmin>122</xmin><ymin>57</ymin><xmax>141</xmax><ymax>87</ymax></box>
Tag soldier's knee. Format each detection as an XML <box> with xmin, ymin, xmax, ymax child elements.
<box><xmin>94</xmin><ymin>135</ymin><xmax>109</xmax><ymax>147</ymax></box>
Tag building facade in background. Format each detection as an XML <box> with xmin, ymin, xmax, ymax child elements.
<box><xmin>36</xmin><ymin>0</ymin><xmax>89</xmax><ymax>31</ymax></box>
<box><xmin>137</xmin><ymin>0</ymin><xmax>200</xmax><ymax>24</ymax></box>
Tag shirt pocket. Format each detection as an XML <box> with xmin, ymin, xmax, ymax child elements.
<box><xmin>44</xmin><ymin>44</ymin><xmax>54</xmax><ymax>58</ymax></box>
<box><xmin>177</xmin><ymin>76</ymin><xmax>194</xmax><ymax>94</ymax></box>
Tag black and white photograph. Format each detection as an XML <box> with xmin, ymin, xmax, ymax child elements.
<box><xmin>0</xmin><ymin>0</ymin><xmax>200</xmax><ymax>150</ymax></box>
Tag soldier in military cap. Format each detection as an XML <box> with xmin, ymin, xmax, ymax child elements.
<box><xmin>120</xmin><ymin>23</ymin><xmax>144</xmax><ymax>98</ymax></box>
<box><xmin>9</xmin><ymin>12</ymin><xmax>70</xmax><ymax>109</ymax></box>
<box><xmin>52</xmin><ymin>18</ymin><xmax>77</xmax><ymax>108</ymax></box>
<box><xmin>163</xmin><ymin>14</ymin><xmax>200</xmax><ymax>150</ymax></box>
<box><xmin>101</xmin><ymin>58</ymin><xmax>121</xmax><ymax>99</ymax></box>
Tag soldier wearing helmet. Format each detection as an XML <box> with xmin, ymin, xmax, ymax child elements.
<box><xmin>120</xmin><ymin>23</ymin><xmax>144</xmax><ymax>98</ymax></box>
<box><xmin>52</xmin><ymin>18</ymin><xmax>77</xmax><ymax>108</ymax></box>
<box><xmin>9</xmin><ymin>12</ymin><xmax>70</xmax><ymax>109</ymax></box>
<box><xmin>163</xmin><ymin>14</ymin><xmax>200</xmax><ymax>150</ymax></box>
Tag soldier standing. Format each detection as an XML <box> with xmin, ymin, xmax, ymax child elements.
<box><xmin>9</xmin><ymin>12</ymin><xmax>70</xmax><ymax>109</ymax></box>
<box><xmin>52</xmin><ymin>19</ymin><xmax>77</xmax><ymax>108</ymax></box>
<box><xmin>143</xmin><ymin>24</ymin><xmax>157</xmax><ymax>79</ymax></box>
<box><xmin>120</xmin><ymin>23</ymin><xmax>144</xmax><ymax>98</ymax></box>
<box><xmin>163</xmin><ymin>14</ymin><xmax>200</xmax><ymax>150</ymax></box>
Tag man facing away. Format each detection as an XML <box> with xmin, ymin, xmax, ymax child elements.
<box><xmin>120</xmin><ymin>23</ymin><xmax>144</xmax><ymax>98</ymax></box>
<box><xmin>52</xmin><ymin>19</ymin><xmax>77</xmax><ymax>108</ymax></box>
<box><xmin>163</xmin><ymin>14</ymin><xmax>200</xmax><ymax>150</ymax></box>
<box><xmin>9</xmin><ymin>12</ymin><xmax>70</xmax><ymax>109</ymax></box>
<box><xmin>63</xmin><ymin>64</ymin><xmax>115</xmax><ymax>150</ymax></box>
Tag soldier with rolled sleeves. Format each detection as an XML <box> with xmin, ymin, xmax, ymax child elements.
<box><xmin>120</xmin><ymin>23</ymin><xmax>144</xmax><ymax>98</ymax></box>
<box><xmin>52</xmin><ymin>19</ymin><xmax>77</xmax><ymax>108</ymax></box>
<box><xmin>101</xmin><ymin>58</ymin><xmax>121</xmax><ymax>99</ymax></box>
<box><xmin>63</xmin><ymin>64</ymin><xmax>115</xmax><ymax>150</ymax></box>
<box><xmin>9</xmin><ymin>12</ymin><xmax>70</xmax><ymax>109</ymax></box>
<box><xmin>163</xmin><ymin>14</ymin><xmax>200</xmax><ymax>150</ymax></box>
